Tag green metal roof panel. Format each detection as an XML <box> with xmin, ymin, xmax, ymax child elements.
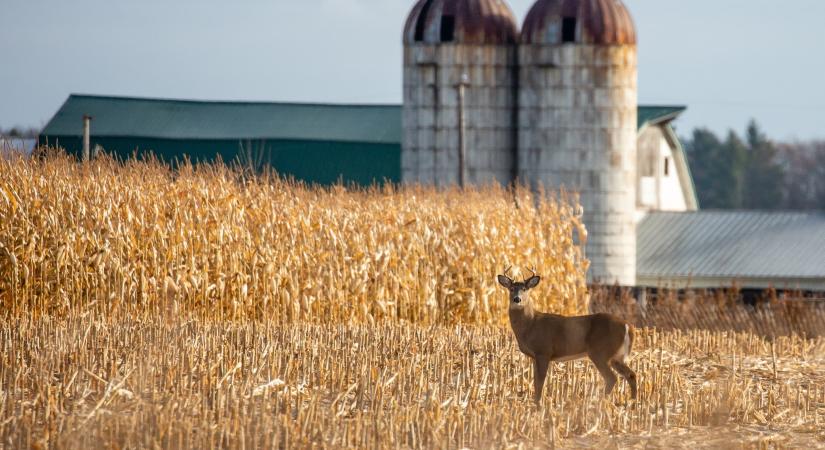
<box><xmin>42</xmin><ymin>95</ymin><xmax>686</xmax><ymax>143</ymax></box>
<box><xmin>638</xmin><ymin>211</ymin><xmax>825</xmax><ymax>281</ymax></box>
<box><xmin>42</xmin><ymin>95</ymin><xmax>402</xmax><ymax>144</ymax></box>
<box><xmin>637</xmin><ymin>106</ymin><xmax>686</xmax><ymax>130</ymax></box>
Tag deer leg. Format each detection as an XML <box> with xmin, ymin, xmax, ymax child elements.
<box><xmin>533</xmin><ymin>357</ymin><xmax>550</xmax><ymax>405</ymax></box>
<box><xmin>589</xmin><ymin>356</ymin><xmax>618</xmax><ymax>397</ymax></box>
<box><xmin>610</xmin><ymin>360</ymin><xmax>638</xmax><ymax>399</ymax></box>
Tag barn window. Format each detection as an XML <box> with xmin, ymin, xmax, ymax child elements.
<box><xmin>664</xmin><ymin>157</ymin><xmax>671</xmax><ymax>176</ymax></box>
<box><xmin>414</xmin><ymin>0</ymin><xmax>436</xmax><ymax>42</ymax></box>
<box><xmin>440</xmin><ymin>16</ymin><xmax>456</xmax><ymax>42</ymax></box>
<box><xmin>562</xmin><ymin>17</ymin><xmax>577</xmax><ymax>43</ymax></box>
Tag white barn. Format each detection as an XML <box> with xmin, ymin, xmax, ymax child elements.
<box><xmin>636</xmin><ymin>107</ymin><xmax>698</xmax><ymax>219</ymax></box>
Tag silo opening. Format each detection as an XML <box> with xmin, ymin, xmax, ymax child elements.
<box><xmin>414</xmin><ymin>0</ymin><xmax>436</xmax><ymax>42</ymax></box>
<box><xmin>562</xmin><ymin>17</ymin><xmax>577</xmax><ymax>42</ymax></box>
<box><xmin>440</xmin><ymin>16</ymin><xmax>456</xmax><ymax>42</ymax></box>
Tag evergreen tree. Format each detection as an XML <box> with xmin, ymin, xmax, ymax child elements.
<box><xmin>684</xmin><ymin>128</ymin><xmax>719</xmax><ymax>208</ymax></box>
<box><xmin>684</xmin><ymin>128</ymin><xmax>746</xmax><ymax>208</ymax></box>
<box><xmin>742</xmin><ymin>120</ymin><xmax>784</xmax><ymax>209</ymax></box>
<box><xmin>720</xmin><ymin>131</ymin><xmax>747</xmax><ymax>208</ymax></box>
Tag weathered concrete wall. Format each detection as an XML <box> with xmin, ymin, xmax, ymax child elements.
<box><xmin>402</xmin><ymin>44</ymin><xmax>517</xmax><ymax>187</ymax></box>
<box><xmin>518</xmin><ymin>45</ymin><xmax>638</xmax><ymax>286</ymax></box>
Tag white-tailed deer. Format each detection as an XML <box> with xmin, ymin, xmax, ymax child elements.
<box><xmin>497</xmin><ymin>271</ymin><xmax>637</xmax><ymax>404</ymax></box>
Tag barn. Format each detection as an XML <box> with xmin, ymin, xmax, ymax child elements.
<box><xmin>39</xmin><ymin>95</ymin><xmax>402</xmax><ymax>186</ymax></box>
<box><xmin>39</xmin><ymin>94</ymin><xmax>689</xmax><ymax>193</ymax></box>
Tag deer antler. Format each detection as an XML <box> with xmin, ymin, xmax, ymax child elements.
<box><xmin>503</xmin><ymin>266</ymin><xmax>513</xmax><ymax>280</ymax></box>
<box><xmin>524</xmin><ymin>266</ymin><xmax>538</xmax><ymax>282</ymax></box>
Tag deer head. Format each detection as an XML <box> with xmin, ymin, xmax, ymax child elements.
<box><xmin>497</xmin><ymin>267</ymin><xmax>541</xmax><ymax>306</ymax></box>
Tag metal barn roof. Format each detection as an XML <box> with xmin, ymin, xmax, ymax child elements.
<box><xmin>638</xmin><ymin>211</ymin><xmax>825</xmax><ymax>290</ymax></box>
<box><xmin>42</xmin><ymin>95</ymin><xmax>684</xmax><ymax>144</ymax></box>
<box><xmin>41</xmin><ymin>95</ymin><xmax>403</xmax><ymax>145</ymax></box>
<box><xmin>638</xmin><ymin>106</ymin><xmax>686</xmax><ymax>130</ymax></box>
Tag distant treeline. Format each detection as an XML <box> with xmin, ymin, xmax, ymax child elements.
<box><xmin>683</xmin><ymin>121</ymin><xmax>825</xmax><ymax>210</ymax></box>
<box><xmin>0</xmin><ymin>127</ymin><xmax>38</xmax><ymax>139</ymax></box>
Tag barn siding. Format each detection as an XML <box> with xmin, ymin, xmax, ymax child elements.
<box><xmin>41</xmin><ymin>135</ymin><xmax>401</xmax><ymax>186</ymax></box>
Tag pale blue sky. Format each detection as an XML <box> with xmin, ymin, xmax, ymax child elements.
<box><xmin>1</xmin><ymin>0</ymin><xmax>824</xmax><ymax>140</ymax></box>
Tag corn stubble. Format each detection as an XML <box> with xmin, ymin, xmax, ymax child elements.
<box><xmin>2</xmin><ymin>318</ymin><xmax>824</xmax><ymax>448</ymax></box>
<box><xmin>1</xmin><ymin>154</ymin><xmax>824</xmax><ymax>448</ymax></box>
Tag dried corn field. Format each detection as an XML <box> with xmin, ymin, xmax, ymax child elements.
<box><xmin>2</xmin><ymin>317</ymin><xmax>824</xmax><ymax>448</ymax></box>
<box><xmin>591</xmin><ymin>290</ymin><xmax>825</xmax><ymax>339</ymax></box>
<box><xmin>2</xmin><ymin>154</ymin><xmax>825</xmax><ymax>448</ymax></box>
<box><xmin>0</xmin><ymin>153</ymin><xmax>587</xmax><ymax>324</ymax></box>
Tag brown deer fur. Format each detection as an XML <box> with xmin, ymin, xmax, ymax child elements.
<box><xmin>498</xmin><ymin>273</ymin><xmax>637</xmax><ymax>404</ymax></box>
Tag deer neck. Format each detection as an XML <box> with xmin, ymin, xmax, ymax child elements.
<box><xmin>508</xmin><ymin>303</ymin><xmax>537</xmax><ymax>338</ymax></box>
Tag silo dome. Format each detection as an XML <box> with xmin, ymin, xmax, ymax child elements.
<box><xmin>403</xmin><ymin>0</ymin><xmax>518</xmax><ymax>45</ymax></box>
<box><xmin>521</xmin><ymin>0</ymin><xmax>636</xmax><ymax>45</ymax></box>
<box><xmin>401</xmin><ymin>0</ymin><xmax>519</xmax><ymax>187</ymax></box>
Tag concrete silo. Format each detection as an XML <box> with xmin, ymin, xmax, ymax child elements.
<box><xmin>519</xmin><ymin>0</ymin><xmax>638</xmax><ymax>285</ymax></box>
<box><xmin>402</xmin><ymin>0</ymin><xmax>519</xmax><ymax>187</ymax></box>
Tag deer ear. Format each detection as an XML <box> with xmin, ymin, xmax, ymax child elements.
<box><xmin>497</xmin><ymin>275</ymin><xmax>512</xmax><ymax>288</ymax></box>
<box><xmin>525</xmin><ymin>276</ymin><xmax>541</xmax><ymax>289</ymax></box>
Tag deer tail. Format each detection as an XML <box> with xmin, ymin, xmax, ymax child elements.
<box><xmin>625</xmin><ymin>324</ymin><xmax>634</xmax><ymax>356</ymax></box>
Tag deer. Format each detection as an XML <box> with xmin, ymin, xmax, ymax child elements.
<box><xmin>497</xmin><ymin>270</ymin><xmax>637</xmax><ymax>405</ymax></box>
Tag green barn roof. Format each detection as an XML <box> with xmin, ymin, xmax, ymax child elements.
<box><xmin>42</xmin><ymin>95</ymin><xmax>686</xmax><ymax>144</ymax></box>
<box><xmin>637</xmin><ymin>105</ymin><xmax>686</xmax><ymax>130</ymax></box>
<box><xmin>42</xmin><ymin>95</ymin><xmax>402</xmax><ymax>145</ymax></box>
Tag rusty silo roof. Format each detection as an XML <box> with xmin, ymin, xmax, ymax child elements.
<box><xmin>403</xmin><ymin>0</ymin><xmax>519</xmax><ymax>45</ymax></box>
<box><xmin>522</xmin><ymin>0</ymin><xmax>636</xmax><ymax>45</ymax></box>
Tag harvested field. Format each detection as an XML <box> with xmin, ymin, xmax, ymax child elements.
<box><xmin>2</xmin><ymin>154</ymin><xmax>825</xmax><ymax>448</ymax></box>
<box><xmin>1</xmin><ymin>316</ymin><xmax>824</xmax><ymax>448</ymax></box>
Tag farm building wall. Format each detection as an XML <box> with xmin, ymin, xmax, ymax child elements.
<box><xmin>637</xmin><ymin>125</ymin><xmax>690</xmax><ymax>214</ymax></box>
<box><xmin>40</xmin><ymin>136</ymin><xmax>401</xmax><ymax>186</ymax></box>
